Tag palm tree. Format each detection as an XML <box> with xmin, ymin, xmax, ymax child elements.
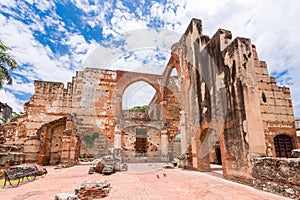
<box><xmin>0</xmin><ymin>40</ymin><xmax>17</xmax><ymax>89</ymax></box>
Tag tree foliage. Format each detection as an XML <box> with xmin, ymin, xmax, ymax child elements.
<box><xmin>0</xmin><ymin>40</ymin><xmax>17</xmax><ymax>89</ymax></box>
<box><xmin>129</xmin><ymin>105</ymin><xmax>148</xmax><ymax>111</ymax></box>
<box><xmin>11</xmin><ymin>111</ymin><xmax>24</xmax><ymax>119</ymax></box>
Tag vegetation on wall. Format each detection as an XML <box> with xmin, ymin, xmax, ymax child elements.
<box><xmin>11</xmin><ymin>111</ymin><xmax>24</xmax><ymax>119</ymax></box>
<box><xmin>82</xmin><ymin>133</ymin><xmax>99</xmax><ymax>148</ymax></box>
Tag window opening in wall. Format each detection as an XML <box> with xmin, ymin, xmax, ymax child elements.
<box><xmin>262</xmin><ymin>92</ymin><xmax>267</xmax><ymax>103</ymax></box>
<box><xmin>122</xmin><ymin>81</ymin><xmax>155</xmax><ymax>111</ymax></box>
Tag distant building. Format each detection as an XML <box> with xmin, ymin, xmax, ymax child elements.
<box><xmin>296</xmin><ymin>119</ymin><xmax>300</xmax><ymax>136</ymax></box>
<box><xmin>0</xmin><ymin>102</ymin><xmax>12</xmax><ymax>124</ymax></box>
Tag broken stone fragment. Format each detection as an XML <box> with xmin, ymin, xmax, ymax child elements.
<box><xmin>54</xmin><ymin>193</ymin><xmax>78</xmax><ymax>200</ymax></box>
<box><xmin>75</xmin><ymin>180</ymin><xmax>110</xmax><ymax>199</ymax></box>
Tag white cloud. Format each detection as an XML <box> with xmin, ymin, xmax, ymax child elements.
<box><xmin>83</xmin><ymin>28</ymin><xmax>181</xmax><ymax>71</ymax></box>
<box><xmin>122</xmin><ymin>81</ymin><xmax>156</xmax><ymax>109</ymax></box>
<box><xmin>0</xmin><ymin>90</ymin><xmax>25</xmax><ymax>112</ymax></box>
<box><xmin>162</xmin><ymin>0</ymin><xmax>300</xmax><ymax>117</ymax></box>
<box><xmin>0</xmin><ymin>0</ymin><xmax>17</xmax><ymax>8</ymax></box>
<box><xmin>1</xmin><ymin>0</ymin><xmax>299</xmax><ymax>118</ymax></box>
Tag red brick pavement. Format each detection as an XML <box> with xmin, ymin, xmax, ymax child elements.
<box><xmin>0</xmin><ymin>163</ymin><xmax>290</xmax><ymax>200</ymax></box>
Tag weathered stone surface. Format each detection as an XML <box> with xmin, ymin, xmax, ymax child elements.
<box><xmin>54</xmin><ymin>193</ymin><xmax>78</xmax><ymax>200</ymax></box>
<box><xmin>75</xmin><ymin>180</ymin><xmax>110</xmax><ymax>199</ymax></box>
<box><xmin>0</xmin><ymin>18</ymin><xmax>298</xmax><ymax>188</ymax></box>
<box><xmin>251</xmin><ymin>157</ymin><xmax>300</xmax><ymax>199</ymax></box>
<box><xmin>0</xmin><ymin>102</ymin><xmax>12</xmax><ymax>125</ymax></box>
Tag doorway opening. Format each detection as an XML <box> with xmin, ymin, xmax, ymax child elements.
<box><xmin>135</xmin><ymin>128</ymin><xmax>147</xmax><ymax>154</ymax></box>
<box><xmin>274</xmin><ymin>134</ymin><xmax>293</xmax><ymax>158</ymax></box>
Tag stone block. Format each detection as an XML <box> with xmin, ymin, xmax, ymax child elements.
<box><xmin>75</xmin><ymin>180</ymin><xmax>110</xmax><ymax>199</ymax></box>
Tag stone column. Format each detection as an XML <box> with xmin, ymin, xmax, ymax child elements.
<box><xmin>61</xmin><ymin>136</ymin><xmax>71</xmax><ymax>163</ymax></box>
<box><xmin>114</xmin><ymin>125</ymin><xmax>122</xmax><ymax>148</ymax></box>
<box><xmin>161</xmin><ymin>130</ymin><xmax>168</xmax><ymax>156</ymax></box>
<box><xmin>179</xmin><ymin>111</ymin><xmax>187</xmax><ymax>155</ymax></box>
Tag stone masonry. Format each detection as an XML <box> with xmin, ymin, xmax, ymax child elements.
<box><xmin>251</xmin><ymin>157</ymin><xmax>300</xmax><ymax>199</ymax></box>
<box><xmin>0</xmin><ymin>18</ymin><xmax>298</xmax><ymax>185</ymax></box>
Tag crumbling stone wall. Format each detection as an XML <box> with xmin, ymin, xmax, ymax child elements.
<box><xmin>254</xmin><ymin>53</ymin><xmax>299</xmax><ymax>156</ymax></box>
<box><xmin>251</xmin><ymin>157</ymin><xmax>300</xmax><ymax>199</ymax></box>
<box><xmin>165</xmin><ymin>18</ymin><xmax>297</xmax><ymax>184</ymax></box>
<box><xmin>121</xmin><ymin>125</ymin><xmax>161</xmax><ymax>154</ymax></box>
<box><xmin>37</xmin><ymin>115</ymin><xmax>80</xmax><ymax>165</ymax></box>
<box><xmin>0</xmin><ymin>19</ymin><xmax>298</xmax><ymax>184</ymax></box>
<box><xmin>0</xmin><ymin>102</ymin><xmax>12</xmax><ymax>124</ymax></box>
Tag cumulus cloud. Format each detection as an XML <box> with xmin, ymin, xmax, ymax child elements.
<box><xmin>0</xmin><ymin>90</ymin><xmax>25</xmax><ymax>112</ymax></box>
<box><xmin>0</xmin><ymin>0</ymin><xmax>299</xmax><ymax>117</ymax></box>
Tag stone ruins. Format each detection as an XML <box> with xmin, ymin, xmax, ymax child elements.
<box><xmin>0</xmin><ymin>18</ymin><xmax>299</xmax><ymax>185</ymax></box>
<box><xmin>0</xmin><ymin>102</ymin><xmax>12</xmax><ymax>125</ymax></box>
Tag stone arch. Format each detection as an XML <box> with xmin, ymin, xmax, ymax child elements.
<box><xmin>37</xmin><ymin>116</ymin><xmax>80</xmax><ymax>165</ymax></box>
<box><xmin>160</xmin><ymin>67</ymin><xmax>182</xmax><ymax>142</ymax></box>
<box><xmin>273</xmin><ymin>134</ymin><xmax>293</xmax><ymax>158</ymax></box>
<box><xmin>37</xmin><ymin>117</ymin><xmax>66</xmax><ymax>165</ymax></box>
<box><xmin>121</xmin><ymin>80</ymin><xmax>156</xmax><ymax>111</ymax></box>
<box><xmin>113</xmin><ymin>71</ymin><xmax>164</xmax><ymax>118</ymax></box>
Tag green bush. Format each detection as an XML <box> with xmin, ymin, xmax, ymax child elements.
<box><xmin>129</xmin><ymin>105</ymin><xmax>148</xmax><ymax>111</ymax></box>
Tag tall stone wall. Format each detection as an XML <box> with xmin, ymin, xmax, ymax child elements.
<box><xmin>0</xmin><ymin>19</ymin><xmax>298</xmax><ymax>180</ymax></box>
<box><xmin>0</xmin><ymin>102</ymin><xmax>12</xmax><ymax>124</ymax></box>
<box><xmin>167</xmin><ymin>19</ymin><xmax>267</xmax><ymax>182</ymax></box>
<box><xmin>254</xmin><ymin>53</ymin><xmax>298</xmax><ymax>154</ymax></box>
<box><xmin>251</xmin><ymin>157</ymin><xmax>300</xmax><ymax>199</ymax></box>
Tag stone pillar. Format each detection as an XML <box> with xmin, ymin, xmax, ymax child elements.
<box><xmin>179</xmin><ymin>111</ymin><xmax>187</xmax><ymax>155</ymax></box>
<box><xmin>161</xmin><ymin>130</ymin><xmax>168</xmax><ymax>156</ymax></box>
<box><xmin>193</xmin><ymin>134</ymin><xmax>210</xmax><ymax>172</ymax></box>
<box><xmin>114</xmin><ymin>125</ymin><xmax>122</xmax><ymax>148</ymax></box>
<box><xmin>61</xmin><ymin>136</ymin><xmax>71</xmax><ymax>163</ymax></box>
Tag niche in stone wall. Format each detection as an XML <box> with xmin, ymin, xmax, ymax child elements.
<box><xmin>50</xmin><ymin>124</ymin><xmax>65</xmax><ymax>165</ymax></box>
<box><xmin>81</xmin><ymin>132</ymin><xmax>109</xmax><ymax>157</ymax></box>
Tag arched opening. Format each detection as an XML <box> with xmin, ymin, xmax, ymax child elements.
<box><xmin>274</xmin><ymin>134</ymin><xmax>293</xmax><ymax>158</ymax></box>
<box><xmin>122</xmin><ymin>81</ymin><xmax>156</xmax><ymax>111</ymax></box>
<box><xmin>163</xmin><ymin>67</ymin><xmax>183</xmax><ymax>164</ymax></box>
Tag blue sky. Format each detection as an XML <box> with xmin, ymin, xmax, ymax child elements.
<box><xmin>0</xmin><ymin>0</ymin><xmax>300</xmax><ymax>117</ymax></box>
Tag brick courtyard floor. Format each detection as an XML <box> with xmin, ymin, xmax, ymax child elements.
<box><xmin>0</xmin><ymin>163</ymin><xmax>291</xmax><ymax>200</ymax></box>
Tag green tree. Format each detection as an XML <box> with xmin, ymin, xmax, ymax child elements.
<box><xmin>129</xmin><ymin>105</ymin><xmax>148</xmax><ymax>111</ymax></box>
<box><xmin>0</xmin><ymin>40</ymin><xmax>17</xmax><ymax>89</ymax></box>
<box><xmin>11</xmin><ymin>111</ymin><xmax>24</xmax><ymax>119</ymax></box>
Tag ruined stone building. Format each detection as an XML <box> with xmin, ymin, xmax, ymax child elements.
<box><xmin>296</xmin><ymin>118</ymin><xmax>300</xmax><ymax>144</ymax></box>
<box><xmin>0</xmin><ymin>102</ymin><xmax>12</xmax><ymax>125</ymax></box>
<box><xmin>0</xmin><ymin>19</ymin><xmax>298</xmax><ymax>184</ymax></box>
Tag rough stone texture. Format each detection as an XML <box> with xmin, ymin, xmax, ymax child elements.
<box><xmin>37</xmin><ymin>115</ymin><xmax>80</xmax><ymax>165</ymax></box>
<box><xmin>75</xmin><ymin>180</ymin><xmax>110</xmax><ymax>199</ymax></box>
<box><xmin>0</xmin><ymin>18</ymin><xmax>298</xmax><ymax>185</ymax></box>
<box><xmin>54</xmin><ymin>193</ymin><xmax>78</xmax><ymax>200</ymax></box>
<box><xmin>251</xmin><ymin>157</ymin><xmax>300</xmax><ymax>199</ymax></box>
<box><xmin>295</xmin><ymin>119</ymin><xmax>300</xmax><ymax>144</ymax></box>
<box><xmin>0</xmin><ymin>102</ymin><xmax>12</xmax><ymax>124</ymax></box>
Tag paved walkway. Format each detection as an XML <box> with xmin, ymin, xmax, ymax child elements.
<box><xmin>0</xmin><ymin>163</ymin><xmax>290</xmax><ymax>200</ymax></box>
